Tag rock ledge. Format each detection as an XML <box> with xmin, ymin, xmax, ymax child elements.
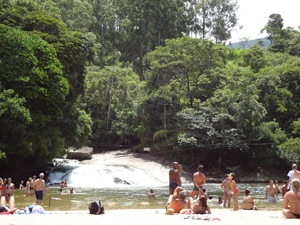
<box><xmin>67</xmin><ymin>147</ymin><xmax>93</xmax><ymax>160</ymax></box>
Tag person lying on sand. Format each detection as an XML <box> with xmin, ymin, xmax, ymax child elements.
<box><xmin>0</xmin><ymin>205</ymin><xmax>17</xmax><ymax>214</ymax></box>
<box><xmin>282</xmin><ymin>178</ymin><xmax>300</xmax><ymax>219</ymax></box>
<box><xmin>166</xmin><ymin>187</ymin><xmax>193</xmax><ymax>214</ymax></box>
<box><xmin>190</xmin><ymin>196</ymin><xmax>211</xmax><ymax>214</ymax></box>
<box><xmin>243</xmin><ymin>189</ymin><xmax>258</xmax><ymax>210</ymax></box>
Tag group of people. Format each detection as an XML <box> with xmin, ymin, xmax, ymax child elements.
<box><xmin>166</xmin><ymin>162</ymin><xmax>300</xmax><ymax>219</ymax></box>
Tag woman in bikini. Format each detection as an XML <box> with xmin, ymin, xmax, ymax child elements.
<box><xmin>282</xmin><ymin>178</ymin><xmax>300</xmax><ymax>219</ymax></box>
<box><xmin>5</xmin><ymin>178</ymin><xmax>15</xmax><ymax>209</ymax></box>
<box><xmin>19</xmin><ymin>180</ymin><xmax>26</xmax><ymax>191</ymax></box>
<box><xmin>192</xmin><ymin>196</ymin><xmax>211</xmax><ymax>214</ymax></box>
<box><xmin>243</xmin><ymin>189</ymin><xmax>258</xmax><ymax>210</ymax></box>
<box><xmin>30</xmin><ymin>177</ymin><xmax>35</xmax><ymax>196</ymax></box>
<box><xmin>221</xmin><ymin>174</ymin><xmax>231</xmax><ymax>208</ymax></box>
<box><xmin>229</xmin><ymin>172</ymin><xmax>239</xmax><ymax>210</ymax></box>
<box><xmin>0</xmin><ymin>178</ymin><xmax>6</xmax><ymax>206</ymax></box>
<box><xmin>25</xmin><ymin>177</ymin><xmax>32</xmax><ymax>197</ymax></box>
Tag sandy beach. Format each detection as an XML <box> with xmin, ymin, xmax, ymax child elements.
<box><xmin>2</xmin><ymin>209</ymin><xmax>288</xmax><ymax>225</ymax></box>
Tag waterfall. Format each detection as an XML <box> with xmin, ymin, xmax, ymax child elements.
<box><xmin>47</xmin><ymin>159</ymin><xmax>163</xmax><ymax>187</ymax></box>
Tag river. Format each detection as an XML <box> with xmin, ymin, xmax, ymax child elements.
<box><xmin>13</xmin><ymin>159</ymin><xmax>283</xmax><ymax>211</ymax></box>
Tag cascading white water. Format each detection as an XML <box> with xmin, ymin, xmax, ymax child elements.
<box><xmin>47</xmin><ymin>159</ymin><xmax>163</xmax><ymax>187</ymax></box>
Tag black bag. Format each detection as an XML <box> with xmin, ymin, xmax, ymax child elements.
<box><xmin>89</xmin><ymin>201</ymin><xmax>105</xmax><ymax>215</ymax></box>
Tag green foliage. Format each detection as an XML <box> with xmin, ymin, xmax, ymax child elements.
<box><xmin>279</xmin><ymin>138</ymin><xmax>300</xmax><ymax>164</ymax></box>
<box><xmin>242</xmin><ymin>45</ymin><xmax>267</xmax><ymax>73</ymax></box>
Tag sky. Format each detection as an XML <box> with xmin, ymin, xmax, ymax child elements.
<box><xmin>229</xmin><ymin>0</ymin><xmax>300</xmax><ymax>43</ymax></box>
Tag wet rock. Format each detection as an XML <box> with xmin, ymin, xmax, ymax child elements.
<box><xmin>67</xmin><ymin>147</ymin><xmax>93</xmax><ymax>160</ymax></box>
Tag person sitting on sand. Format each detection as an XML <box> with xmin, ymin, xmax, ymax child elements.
<box><xmin>191</xmin><ymin>196</ymin><xmax>211</xmax><ymax>214</ymax></box>
<box><xmin>166</xmin><ymin>187</ymin><xmax>193</xmax><ymax>214</ymax></box>
<box><xmin>169</xmin><ymin>162</ymin><xmax>179</xmax><ymax>195</ymax></box>
<box><xmin>190</xmin><ymin>165</ymin><xmax>205</xmax><ymax>198</ymax></box>
<box><xmin>229</xmin><ymin>172</ymin><xmax>240</xmax><ymax>210</ymax></box>
<box><xmin>221</xmin><ymin>174</ymin><xmax>231</xmax><ymax>208</ymax></box>
<box><xmin>281</xmin><ymin>180</ymin><xmax>288</xmax><ymax>198</ymax></box>
<box><xmin>216</xmin><ymin>196</ymin><xmax>223</xmax><ymax>206</ymax></box>
<box><xmin>148</xmin><ymin>189</ymin><xmax>155</xmax><ymax>198</ymax></box>
<box><xmin>243</xmin><ymin>189</ymin><xmax>258</xmax><ymax>210</ymax></box>
<box><xmin>0</xmin><ymin>204</ymin><xmax>17</xmax><ymax>214</ymax></box>
<box><xmin>282</xmin><ymin>178</ymin><xmax>300</xmax><ymax>219</ymax></box>
<box><xmin>19</xmin><ymin>180</ymin><xmax>26</xmax><ymax>191</ymax></box>
<box><xmin>5</xmin><ymin>178</ymin><xmax>15</xmax><ymax>209</ymax></box>
<box><xmin>265</xmin><ymin>180</ymin><xmax>278</xmax><ymax>203</ymax></box>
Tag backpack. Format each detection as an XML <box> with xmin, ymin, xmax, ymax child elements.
<box><xmin>89</xmin><ymin>201</ymin><xmax>105</xmax><ymax>215</ymax></box>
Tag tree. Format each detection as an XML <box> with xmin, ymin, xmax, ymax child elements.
<box><xmin>0</xmin><ymin>24</ymin><xmax>69</xmax><ymax>172</ymax></box>
<box><xmin>239</xmin><ymin>37</ymin><xmax>249</xmax><ymax>49</ymax></box>
<box><xmin>261</xmin><ymin>13</ymin><xmax>284</xmax><ymax>44</ymax></box>
<box><xmin>242</xmin><ymin>45</ymin><xmax>267</xmax><ymax>73</ymax></box>
<box><xmin>147</xmin><ymin>36</ymin><xmax>227</xmax><ymax>107</ymax></box>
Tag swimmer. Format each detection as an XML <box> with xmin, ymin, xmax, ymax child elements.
<box><xmin>169</xmin><ymin>162</ymin><xmax>179</xmax><ymax>195</ymax></box>
<box><xmin>148</xmin><ymin>189</ymin><xmax>155</xmax><ymax>198</ymax></box>
<box><xmin>282</xmin><ymin>178</ymin><xmax>300</xmax><ymax>219</ymax></box>
<box><xmin>165</xmin><ymin>187</ymin><xmax>192</xmax><ymax>214</ymax></box>
<box><xmin>281</xmin><ymin>180</ymin><xmax>288</xmax><ymax>198</ymax></box>
<box><xmin>229</xmin><ymin>172</ymin><xmax>239</xmax><ymax>210</ymax></box>
<box><xmin>68</xmin><ymin>188</ymin><xmax>75</xmax><ymax>194</ymax></box>
<box><xmin>190</xmin><ymin>165</ymin><xmax>205</xmax><ymax>198</ymax></box>
<box><xmin>243</xmin><ymin>189</ymin><xmax>258</xmax><ymax>210</ymax></box>
<box><xmin>190</xmin><ymin>196</ymin><xmax>211</xmax><ymax>214</ymax></box>
<box><xmin>19</xmin><ymin>180</ymin><xmax>26</xmax><ymax>191</ymax></box>
<box><xmin>57</xmin><ymin>181</ymin><xmax>64</xmax><ymax>194</ymax></box>
<box><xmin>5</xmin><ymin>178</ymin><xmax>15</xmax><ymax>209</ymax></box>
<box><xmin>26</xmin><ymin>177</ymin><xmax>32</xmax><ymax>197</ymax></box>
<box><xmin>64</xmin><ymin>179</ymin><xmax>68</xmax><ymax>187</ymax></box>
<box><xmin>33</xmin><ymin>173</ymin><xmax>46</xmax><ymax>205</ymax></box>
<box><xmin>221</xmin><ymin>174</ymin><xmax>231</xmax><ymax>208</ymax></box>
<box><xmin>265</xmin><ymin>180</ymin><xmax>278</xmax><ymax>203</ymax></box>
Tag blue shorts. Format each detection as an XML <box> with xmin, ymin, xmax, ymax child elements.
<box><xmin>169</xmin><ymin>182</ymin><xmax>178</xmax><ymax>189</ymax></box>
<box><xmin>193</xmin><ymin>186</ymin><xmax>203</xmax><ymax>191</ymax></box>
<box><xmin>35</xmin><ymin>191</ymin><xmax>43</xmax><ymax>200</ymax></box>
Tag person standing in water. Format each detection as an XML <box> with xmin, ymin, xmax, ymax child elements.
<box><xmin>30</xmin><ymin>175</ymin><xmax>36</xmax><ymax>196</ymax></box>
<box><xmin>26</xmin><ymin>177</ymin><xmax>32</xmax><ymax>197</ymax></box>
<box><xmin>148</xmin><ymin>189</ymin><xmax>155</xmax><ymax>198</ymax></box>
<box><xmin>177</xmin><ymin>164</ymin><xmax>183</xmax><ymax>187</ymax></box>
<box><xmin>287</xmin><ymin>164</ymin><xmax>300</xmax><ymax>191</ymax></box>
<box><xmin>282</xmin><ymin>178</ymin><xmax>300</xmax><ymax>219</ymax></box>
<box><xmin>229</xmin><ymin>172</ymin><xmax>239</xmax><ymax>210</ymax></box>
<box><xmin>190</xmin><ymin>165</ymin><xmax>205</xmax><ymax>198</ymax></box>
<box><xmin>33</xmin><ymin>173</ymin><xmax>46</xmax><ymax>205</ymax></box>
<box><xmin>265</xmin><ymin>180</ymin><xmax>278</xmax><ymax>203</ymax></box>
<box><xmin>221</xmin><ymin>174</ymin><xmax>231</xmax><ymax>208</ymax></box>
<box><xmin>169</xmin><ymin>162</ymin><xmax>179</xmax><ymax>195</ymax></box>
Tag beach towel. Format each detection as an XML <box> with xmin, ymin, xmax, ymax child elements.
<box><xmin>32</xmin><ymin>205</ymin><xmax>45</xmax><ymax>214</ymax></box>
<box><xmin>184</xmin><ymin>215</ymin><xmax>221</xmax><ymax>221</ymax></box>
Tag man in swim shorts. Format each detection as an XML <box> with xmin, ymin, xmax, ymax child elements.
<box><xmin>169</xmin><ymin>162</ymin><xmax>179</xmax><ymax>194</ymax></box>
<box><xmin>190</xmin><ymin>165</ymin><xmax>205</xmax><ymax>197</ymax></box>
<box><xmin>33</xmin><ymin>173</ymin><xmax>46</xmax><ymax>205</ymax></box>
<box><xmin>265</xmin><ymin>180</ymin><xmax>278</xmax><ymax>203</ymax></box>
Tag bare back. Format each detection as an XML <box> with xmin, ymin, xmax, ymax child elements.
<box><xmin>243</xmin><ymin>195</ymin><xmax>254</xmax><ymax>209</ymax></box>
<box><xmin>34</xmin><ymin>179</ymin><xmax>45</xmax><ymax>191</ymax></box>
<box><xmin>194</xmin><ymin>172</ymin><xmax>205</xmax><ymax>186</ymax></box>
<box><xmin>169</xmin><ymin>198</ymin><xmax>188</xmax><ymax>213</ymax></box>
<box><xmin>221</xmin><ymin>179</ymin><xmax>230</xmax><ymax>192</ymax></box>
<box><xmin>295</xmin><ymin>170</ymin><xmax>300</xmax><ymax>180</ymax></box>
<box><xmin>229</xmin><ymin>180</ymin><xmax>237</xmax><ymax>191</ymax></box>
<box><xmin>283</xmin><ymin>190</ymin><xmax>300</xmax><ymax>214</ymax></box>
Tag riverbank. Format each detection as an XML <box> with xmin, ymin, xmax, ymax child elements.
<box><xmin>3</xmin><ymin>209</ymin><xmax>287</xmax><ymax>225</ymax></box>
<box><xmin>80</xmin><ymin>150</ymin><xmax>287</xmax><ymax>183</ymax></box>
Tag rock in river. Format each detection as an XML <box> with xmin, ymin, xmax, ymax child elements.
<box><xmin>67</xmin><ymin>147</ymin><xmax>93</xmax><ymax>160</ymax></box>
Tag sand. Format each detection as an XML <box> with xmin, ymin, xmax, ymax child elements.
<box><xmin>2</xmin><ymin>209</ymin><xmax>289</xmax><ymax>225</ymax></box>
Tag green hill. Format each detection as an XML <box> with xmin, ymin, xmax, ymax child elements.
<box><xmin>228</xmin><ymin>37</ymin><xmax>271</xmax><ymax>49</ymax></box>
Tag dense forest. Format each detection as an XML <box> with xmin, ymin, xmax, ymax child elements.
<box><xmin>1</xmin><ymin>0</ymin><xmax>300</xmax><ymax>175</ymax></box>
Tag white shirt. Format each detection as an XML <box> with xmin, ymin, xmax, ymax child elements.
<box><xmin>287</xmin><ymin>170</ymin><xmax>295</xmax><ymax>190</ymax></box>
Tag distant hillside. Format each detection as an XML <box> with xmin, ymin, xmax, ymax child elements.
<box><xmin>228</xmin><ymin>37</ymin><xmax>271</xmax><ymax>49</ymax></box>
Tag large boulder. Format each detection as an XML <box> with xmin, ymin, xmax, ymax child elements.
<box><xmin>67</xmin><ymin>147</ymin><xmax>93</xmax><ymax>160</ymax></box>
